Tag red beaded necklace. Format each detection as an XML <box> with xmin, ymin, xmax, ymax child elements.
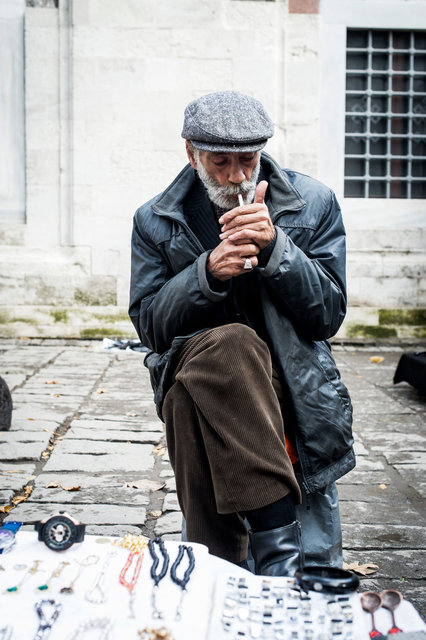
<box><xmin>119</xmin><ymin>551</ymin><xmax>143</xmax><ymax>617</ymax></box>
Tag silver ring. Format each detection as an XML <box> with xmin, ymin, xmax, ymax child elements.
<box><xmin>243</xmin><ymin>258</ymin><xmax>253</xmax><ymax>270</ymax></box>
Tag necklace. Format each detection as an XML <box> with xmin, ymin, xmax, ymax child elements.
<box><xmin>119</xmin><ymin>551</ymin><xmax>143</xmax><ymax>618</ymax></box>
<box><xmin>37</xmin><ymin>561</ymin><xmax>69</xmax><ymax>591</ymax></box>
<box><xmin>33</xmin><ymin>599</ymin><xmax>62</xmax><ymax>640</ymax></box>
<box><xmin>5</xmin><ymin>559</ymin><xmax>42</xmax><ymax>593</ymax></box>
<box><xmin>148</xmin><ymin>537</ymin><xmax>170</xmax><ymax>619</ymax></box>
<box><xmin>60</xmin><ymin>555</ymin><xmax>99</xmax><ymax>594</ymax></box>
<box><xmin>170</xmin><ymin>545</ymin><xmax>195</xmax><ymax>621</ymax></box>
<box><xmin>67</xmin><ymin>617</ymin><xmax>113</xmax><ymax>640</ymax></box>
<box><xmin>85</xmin><ymin>551</ymin><xmax>117</xmax><ymax>604</ymax></box>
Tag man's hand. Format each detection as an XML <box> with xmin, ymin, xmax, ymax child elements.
<box><xmin>218</xmin><ymin>181</ymin><xmax>275</xmax><ymax>251</ymax></box>
<box><xmin>207</xmin><ymin>239</ymin><xmax>260</xmax><ymax>281</ymax></box>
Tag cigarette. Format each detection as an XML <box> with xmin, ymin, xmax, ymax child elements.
<box><xmin>238</xmin><ymin>194</ymin><xmax>244</xmax><ymax>207</ymax></box>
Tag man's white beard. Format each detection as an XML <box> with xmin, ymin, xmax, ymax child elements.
<box><xmin>195</xmin><ymin>153</ymin><xmax>261</xmax><ymax>211</ymax></box>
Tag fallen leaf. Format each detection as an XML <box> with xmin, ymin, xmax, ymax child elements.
<box><xmin>61</xmin><ymin>485</ymin><xmax>81</xmax><ymax>492</ymax></box>
<box><xmin>41</xmin><ymin>452</ymin><xmax>49</xmax><ymax>460</ymax></box>
<box><xmin>148</xmin><ymin>510</ymin><xmax>162</xmax><ymax>519</ymax></box>
<box><xmin>23</xmin><ymin>485</ymin><xmax>32</xmax><ymax>494</ymax></box>
<box><xmin>96</xmin><ymin>388</ymin><xmax>105</xmax><ymax>394</ymax></box>
<box><xmin>11</xmin><ymin>496</ymin><xmax>27</xmax><ymax>506</ymax></box>
<box><xmin>370</xmin><ymin>356</ymin><xmax>384</xmax><ymax>364</ymax></box>
<box><xmin>27</xmin><ymin>418</ymin><xmax>35</xmax><ymax>421</ymax></box>
<box><xmin>45</xmin><ymin>380</ymin><xmax>57</xmax><ymax>385</ymax></box>
<box><xmin>51</xmin><ymin>393</ymin><xmax>61</xmax><ymax>398</ymax></box>
<box><xmin>46</xmin><ymin>482</ymin><xmax>60</xmax><ymax>488</ymax></box>
<box><xmin>343</xmin><ymin>561</ymin><xmax>379</xmax><ymax>575</ymax></box>
<box><xmin>126</xmin><ymin>412</ymin><xmax>138</xmax><ymax>417</ymax></box>
<box><xmin>378</xmin><ymin>483</ymin><xmax>387</xmax><ymax>490</ymax></box>
<box><xmin>154</xmin><ymin>445</ymin><xmax>166</xmax><ymax>457</ymax></box>
<box><xmin>42</xmin><ymin>429</ymin><xmax>51</xmax><ymax>432</ymax></box>
<box><xmin>0</xmin><ymin>505</ymin><xmax>13</xmax><ymax>513</ymax></box>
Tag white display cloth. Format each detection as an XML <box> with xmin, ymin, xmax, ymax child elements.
<box><xmin>0</xmin><ymin>531</ymin><xmax>425</xmax><ymax>639</ymax></box>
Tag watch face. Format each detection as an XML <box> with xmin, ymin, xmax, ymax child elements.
<box><xmin>0</xmin><ymin>529</ymin><xmax>15</xmax><ymax>552</ymax></box>
<box><xmin>41</xmin><ymin>515</ymin><xmax>78</xmax><ymax>551</ymax></box>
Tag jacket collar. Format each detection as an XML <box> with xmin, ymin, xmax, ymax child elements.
<box><xmin>152</xmin><ymin>151</ymin><xmax>306</xmax><ymax>221</ymax></box>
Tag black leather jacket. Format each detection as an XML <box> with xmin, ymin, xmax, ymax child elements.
<box><xmin>129</xmin><ymin>152</ymin><xmax>355</xmax><ymax>493</ymax></box>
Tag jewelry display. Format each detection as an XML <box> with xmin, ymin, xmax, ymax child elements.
<box><xmin>138</xmin><ymin>627</ymin><xmax>174</xmax><ymax>640</ymax></box>
<box><xmin>33</xmin><ymin>599</ymin><xmax>62</xmax><ymax>640</ymax></box>
<box><xmin>37</xmin><ymin>560</ymin><xmax>69</xmax><ymax>591</ymax></box>
<box><xmin>0</xmin><ymin>627</ymin><xmax>13</xmax><ymax>640</ymax></box>
<box><xmin>148</xmin><ymin>537</ymin><xmax>170</xmax><ymax>619</ymax></box>
<box><xmin>169</xmin><ymin>544</ymin><xmax>195</xmax><ymax>621</ymax></box>
<box><xmin>113</xmin><ymin>532</ymin><xmax>149</xmax><ymax>553</ymax></box>
<box><xmin>5</xmin><ymin>559</ymin><xmax>43</xmax><ymax>593</ymax></box>
<box><xmin>67</xmin><ymin>617</ymin><xmax>113</xmax><ymax>640</ymax></box>
<box><xmin>217</xmin><ymin>573</ymin><xmax>356</xmax><ymax>640</ymax></box>
<box><xmin>85</xmin><ymin>551</ymin><xmax>117</xmax><ymax>604</ymax></box>
<box><xmin>60</xmin><ymin>554</ymin><xmax>99</xmax><ymax>594</ymax></box>
<box><xmin>119</xmin><ymin>551</ymin><xmax>143</xmax><ymax>618</ymax></box>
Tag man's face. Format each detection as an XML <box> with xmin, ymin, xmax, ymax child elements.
<box><xmin>187</xmin><ymin>144</ymin><xmax>261</xmax><ymax>210</ymax></box>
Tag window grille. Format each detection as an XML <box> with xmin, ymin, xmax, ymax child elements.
<box><xmin>344</xmin><ymin>29</ymin><xmax>426</xmax><ymax>198</ymax></box>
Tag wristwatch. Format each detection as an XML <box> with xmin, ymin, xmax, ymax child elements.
<box><xmin>0</xmin><ymin>521</ymin><xmax>22</xmax><ymax>554</ymax></box>
<box><xmin>34</xmin><ymin>512</ymin><xmax>85</xmax><ymax>551</ymax></box>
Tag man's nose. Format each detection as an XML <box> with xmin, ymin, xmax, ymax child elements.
<box><xmin>228</xmin><ymin>164</ymin><xmax>245</xmax><ymax>184</ymax></box>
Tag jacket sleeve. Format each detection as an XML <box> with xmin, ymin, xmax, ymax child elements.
<box><xmin>257</xmin><ymin>190</ymin><xmax>347</xmax><ymax>341</ymax></box>
<box><xmin>129</xmin><ymin>212</ymin><xmax>229</xmax><ymax>354</ymax></box>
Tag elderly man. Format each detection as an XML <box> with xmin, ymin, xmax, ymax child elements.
<box><xmin>129</xmin><ymin>91</ymin><xmax>354</xmax><ymax>575</ymax></box>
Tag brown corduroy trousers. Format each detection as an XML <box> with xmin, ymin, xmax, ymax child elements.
<box><xmin>163</xmin><ymin>323</ymin><xmax>302</xmax><ymax>563</ymax></box>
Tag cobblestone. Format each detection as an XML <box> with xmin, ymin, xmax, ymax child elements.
<box><xmin>1</xmin><ymin>339</ymin><xmax>425</xmax><ymax>617</ymax></box>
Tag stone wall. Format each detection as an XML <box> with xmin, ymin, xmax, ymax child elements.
<box><xmin>0</xmin><ymin>0</ymin><xmax>424</xmax><ymax>340</ymax></box>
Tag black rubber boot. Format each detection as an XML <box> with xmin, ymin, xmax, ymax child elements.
<box><xmin>249</xmin><ymin>521</ymin><xmax>304</xmax><ymax>576</ymax></box>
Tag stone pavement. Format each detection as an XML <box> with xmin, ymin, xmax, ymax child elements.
<box><xmin>1</xmin><ymin>339</ymin><xmax>425</xmax><ymax>617</ymax></box>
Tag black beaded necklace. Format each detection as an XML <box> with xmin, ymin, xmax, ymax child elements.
<box><xmin>170</xmin><ymin>544</ymin><xmax>195</xmax><ymax>621</ymax></box>
<box><xmin>148</xmin><ymin>537</ymin><xmax>170</xmax><ymax>619</ymax></box>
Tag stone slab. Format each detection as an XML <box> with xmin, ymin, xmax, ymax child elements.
<box><xmin>43</xmin><ymin>450</ymin><xmax>154</xmax><ymax>473</ymax></box>
<box><xmin>29</xmin><ymin>485</ymin><xmax>150</xmax><ymax>506</ymax></box>
<box><xmin>66</xmin><ymin>427</ymin><xmax>162</xmax><ymax>443</ymax></box>
<box><xmin>163</xmin><ymin>492</ymin><xmax>180</xmax><ymax>512</ymax></box>
<box><xmin>337</xmin><ymin>483</ymin><xmax>410</xmax><ymax>504</ymax></box>
<box><xmin>1</xmin><ymin>443</ymin><xmax>46</xmax><ymax>461</ymax></box>
<box><xmin>339</xmin><ymin>501</ymin><xmax>421</xmax><ymax>525</ymax></box>
<box><xmin>342</xmin><ymin>549</ymin><xmax>426</xmax><ymax>580</ymax></box>
<box><xmin>0</xmin><ymin>431</ymin><xmax>51</xmax><ymax>444</ymax></box>
<box><xmin>53</xmin><ymin>439</ymin><xmax>155</xmax><ymax>456</ymax></box>
<box><xmin>384</xmin><ymin>451</ymin><xmax>426</xmax><ymax>465</ymax></box>
<box><xmin>6</xmin><ymin>503</ymin><xmax>147</xmax><ymax>525</ymax></box>
<box><xmin>337</xmin><ymin>469</ymin><xmax>392</xmax><ymax>485</ymax></box>
<box><xmin>0</xmin><ymin>472</ymin><xmax>37</xmax><ymax>491</ymax></box>
<box><xmin>342</xmin><ymin>524</ymin><xmax>425</xmax><ymax>550</ymax></box>
<box><xmin>394</xmin><ymin>464</ymin><xmax>426</xmax><ymax>499</ymax></box>
<box><xmin>9</xmin><ymin>418</ymin><xmax>62</xmax><ymax>432</ymax></box>
<box><xmin>154</xmin><ymin>511</ymin><xmax>182</xmax><ymax>536</ymax></box>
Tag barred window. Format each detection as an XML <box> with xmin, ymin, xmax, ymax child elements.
<box><xmin>344</xmin><ymin>29</ymin><xmax>426</xmax><ymax>198</ymax></box>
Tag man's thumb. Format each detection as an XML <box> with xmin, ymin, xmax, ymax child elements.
<box><xmin>254</xmin><ymin>180</ymin><xmax>268</xmax><ymax>204</ymax></box>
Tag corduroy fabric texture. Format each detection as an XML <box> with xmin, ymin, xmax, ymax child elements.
<box><xmin>162</xmin><ymin>323</ymin><xmax>301</xmax><ymax>563</ymax></box>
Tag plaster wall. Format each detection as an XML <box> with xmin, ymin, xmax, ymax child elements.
<box><xmin>0</xmin><ymin>0</ymin><xmax>424</xmax><ymax>339</ymax></box>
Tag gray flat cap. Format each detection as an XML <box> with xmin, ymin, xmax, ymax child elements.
<box><xmin>181</xmin><ymin>90</ymin><xmax>274</xmax><ymax>152</ymax></box>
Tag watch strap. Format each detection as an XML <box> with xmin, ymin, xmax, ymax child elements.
<box><xmin>75</xmin><ymin>523</ymin><xmax>86</xmax><ymax>542</ymax></box>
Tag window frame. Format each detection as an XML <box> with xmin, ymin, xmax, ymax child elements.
<box><xmin>319</xmin><ymin>0</ymin><xmax>426</xmax><ymax>203</ymax></box>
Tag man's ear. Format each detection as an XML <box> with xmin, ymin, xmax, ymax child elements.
<box><xmin>185</xmin><ymin>140</ymin><xmax>198</xmax><ymax>170</ymax></box>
